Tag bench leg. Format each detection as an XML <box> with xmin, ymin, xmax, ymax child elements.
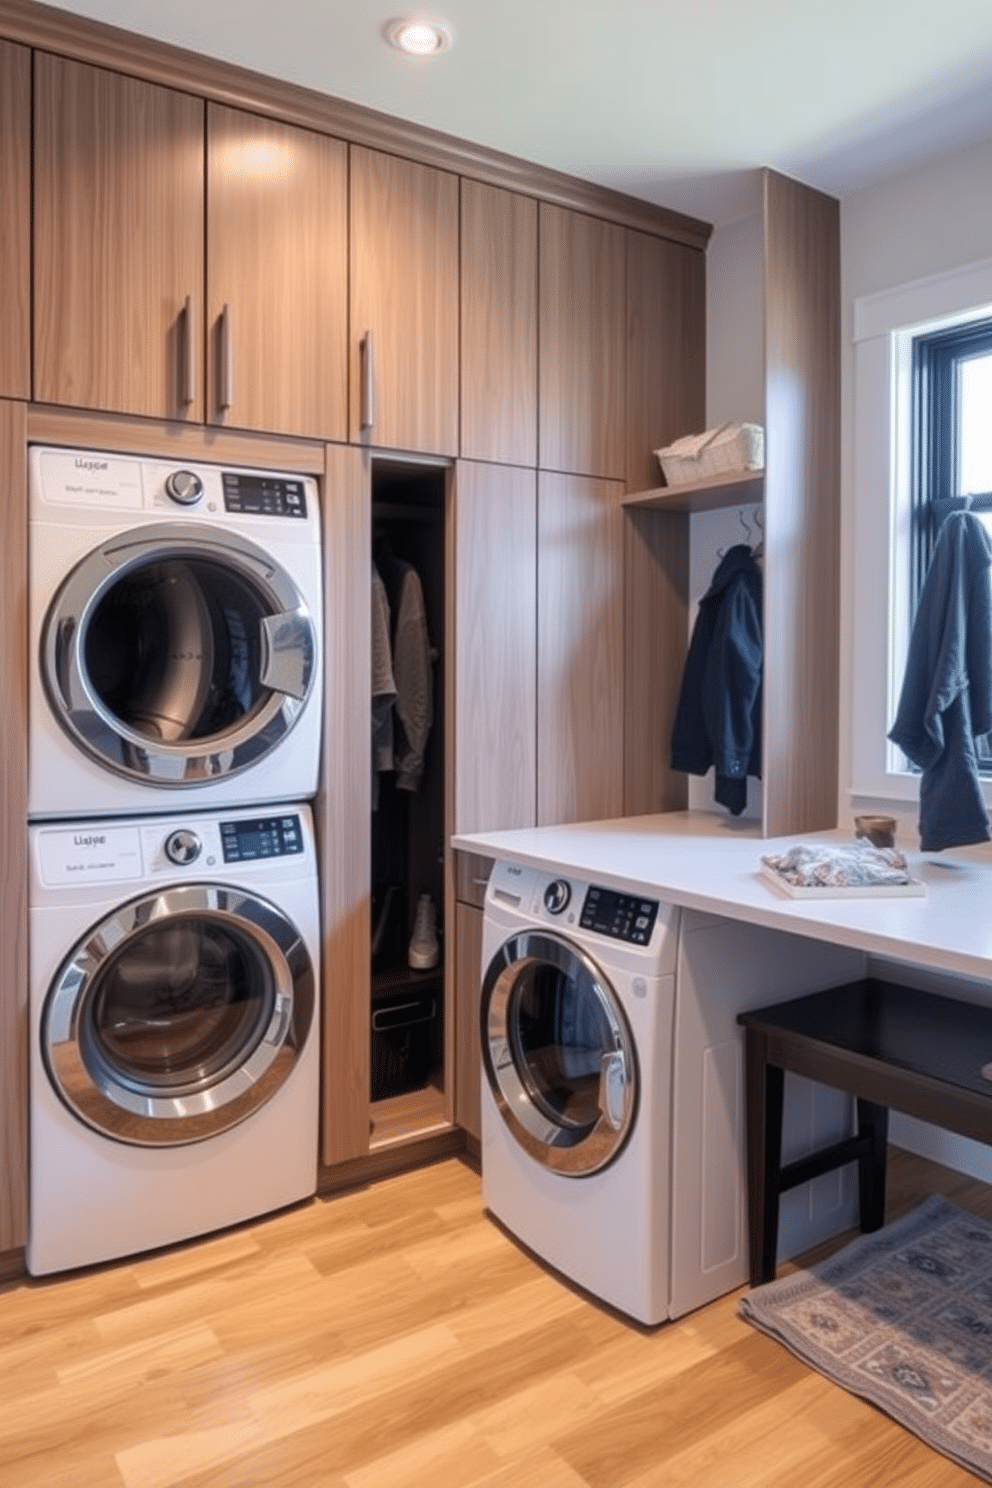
<box><xmin>744</xmin><ymin>1030</ymin><xmax>785</xmax><ymax>1286</ymax></box>
<box><xmin>856</xmin><ymin>1098</ymin><xmax>888</xmax><ymax>1232</ymax></box>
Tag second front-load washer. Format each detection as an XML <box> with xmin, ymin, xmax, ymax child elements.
<box><xmin>28</xmin><ymin>802</ymin><xmax>321</xmax><ymax>1275</ymax></box>
<box><xmin>480</xmin><ymin>858</ymin><xmax>680</xmax><ymax>1326</ymax></box>
<box><xmin>29</xmin><ymin>445</ymin><xmax>323</xmax><ymax>819</ymax></box>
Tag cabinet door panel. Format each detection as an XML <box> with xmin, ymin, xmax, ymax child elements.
<box><xmin>0</xmin><ymin>397</ymin><xmax>27</xmax><ymax>1254</ymax></box>
<box><xmin>0</xmin><ymin>42</ymin><xmax>30</xmax><ymax>399</ymax></box>
<box><xmin>207</xmin><ymin>104</ymin><xmax>347</xmax><ymax>439</ymax></box>
<box><xmin>460</xmin><ymin>181</ymin><xmax>537</xmax><ymax>466</ymax></box>
<box><xmin>537</xmin><ymin>471</ymin><xmax>626</xmax><ymax>825</ymax></box>
<box><xmin>34</xmin><ymin>54</ymin><xmax>204</xmax><ymax>420</ymax></box>
<box><xmin>625</xmin><ymin>231</ymin><xmax>705</xmax><ymax>492</ymax></box>
<box><xmin>539</xmin><ymin>205</ymin><xmax>625</xmax><ymax>479</ymax></box>
<box><xmin>454</xmin><ymin>461</ymin><xmax>537</xmax><ymax>833</ymax></box>
<box><xmin>350</xmin><ymin>147</ymin><xmax>459</xmax><ymax>456</ymax></box>
<box><xmin>454</xmin><ymin>901</ymin><xmax>484</xmax><ymax>1142</ymax></box>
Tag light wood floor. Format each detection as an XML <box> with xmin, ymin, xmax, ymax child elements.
<box><xmin>0</xmin><ymin>1148</ymin><xmax>989</xmax><ymax>1487</ymax></box>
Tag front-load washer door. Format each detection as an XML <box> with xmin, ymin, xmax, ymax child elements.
<box><xmin>481</xmin><ymin>930</ymin><xmax>638</xmax><ymax>1176</ymax></box>
<box><xmin>41</xmin><ymin>524</ymin><xmax>316</xmax><ymax>788</ymax></box>
<box><xmin>42</xmin><ymin>883</ymin><xmax>315</xmax><ymax>1146</ymax></box>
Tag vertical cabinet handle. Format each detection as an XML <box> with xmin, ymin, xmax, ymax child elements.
<box><xmin>218</xmin><ymin>303</ymin><xmax>233</xmax><ymax>413</ymax></box>
<box><xmin>180</xmin><ymin>295</ymin><xmax>195</xmax><ymax>408</ymax></box>
<box><xmin>360</xmin><ymin>329</ymin><xmax>375</xmax><ymax>431</ymax></box>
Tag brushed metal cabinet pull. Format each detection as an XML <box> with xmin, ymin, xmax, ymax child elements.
<box><xmin>218</xmin><ymin>303</ymin><xmax>233</xmax><ymax>412</ymax></box>
<box><xmin>361</xmin><ymin>329</ymin><xmax>375</xmax><ymax>431</ymax></box>
<box><xmin>180</xmin><ymin>295</ymin><xmax>195</xmax><ymax>408</ymax></box>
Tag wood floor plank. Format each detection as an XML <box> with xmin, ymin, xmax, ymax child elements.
<box><xmin>0</xmin><ymin>1151</ymin><xmax>989</xmax><ymax>1488</ymax></box>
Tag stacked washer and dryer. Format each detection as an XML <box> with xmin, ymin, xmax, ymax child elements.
<box><xmin>26</xmin><ymin>446</ymin><xmax>325</xmax><ymax>1275</ymax></box>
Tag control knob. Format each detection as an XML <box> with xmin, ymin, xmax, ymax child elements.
<box><xmin>164</xmin><ymin>828</ymin><xmax>202</xmax><ymax>866</ymax></box>
<box><xmin>164</xmin><ymin>469</ymin><xmax>204</xmax><ymax>505</ymax></box>
<box><xmin>543</xmin><ymin>878</ymin><xmax>571</xmax><ymax>915</ymax></box>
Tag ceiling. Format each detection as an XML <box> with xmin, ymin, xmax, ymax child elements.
<box><xmin>48</xmin><ymin>0</ymin><xmax>992</xmax><ymax>227</ymax></box>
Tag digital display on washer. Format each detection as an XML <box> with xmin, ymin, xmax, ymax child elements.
<box><xmin>221</xmin><ymin>472</ymin><xmax>307</xmax><ymax>519</ymax></box>
<box><xmin>220</xmin><ymin>815</ymin><xmax>304</xmax><ymax>862</ymax></box>
<box><xmin>579</xmin><ymin>885</ymin><xmax>659</xmax><ymax>946</ymax></box>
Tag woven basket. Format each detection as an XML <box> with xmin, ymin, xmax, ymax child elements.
<box><xmin>655</xmin><ymin>422</ymin><xmax>764</xmax><ymax>485</ymax></box>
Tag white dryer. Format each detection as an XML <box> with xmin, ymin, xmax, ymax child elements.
<box><xmin>29</xmin><ymin>445</ymin><xmax>323</xmax><ymax>818</ymax></box>
<box><xmin>28</xmin><ymin>803</ymin><xmax>320</xmax><ymax>1275</ymax></box>
<box><xmin>480</xmin><ymin>859</ymin><xmax>679</xmax><ymax>1326</ymax></box>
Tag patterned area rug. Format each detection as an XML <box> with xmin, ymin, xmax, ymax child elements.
<box><xmin>739</xmin><ymin>1194</ymin><xmax>992</xmax><ymax>1482</ymax></box>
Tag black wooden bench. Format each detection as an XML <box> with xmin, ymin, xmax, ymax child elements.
<box><xmin>737</xmin><ymin>977</ymin><xmax>992</xmax><ymax>1286</ymax></box>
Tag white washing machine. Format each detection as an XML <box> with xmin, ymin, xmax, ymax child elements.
<box><xmin>480</xmin><ymin>859</ymin><xmax>679</xmax><ymax>1326</ymax></box>
<box><xmin>28</xmin><ymin>802</ymin><xmax>320</xmax><ymax>1275</ymax></box>
<box><xmin>28</xmin><ymin>445</ymin><xmax>323</xmax><ymax>819</ymax></box>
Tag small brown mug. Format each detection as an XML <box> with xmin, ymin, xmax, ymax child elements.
<box><xmin>854</xmin><ymin>814</ymin><xmax>897</xmax><ymax>849</ymax></box>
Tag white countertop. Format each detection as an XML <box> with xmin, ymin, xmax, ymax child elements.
<box><xmin>453</xmin><ymin>812</ymin><xmax>992</xmax><ymax>986</ymax></box>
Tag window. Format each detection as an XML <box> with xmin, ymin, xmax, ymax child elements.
<box><xmin>910</xmin><ymin>316</ymin><xmax>992</xmax><ymax>605</ymax></box>
<box><xmin>849</xmin><ymin>257</ymin><xmax>992</xmax><ymax>805</ymax></box>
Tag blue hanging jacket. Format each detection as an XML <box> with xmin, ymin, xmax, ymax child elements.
<box><xmin>889</xmin><ymin>510</ymin><xmax>992</xmax><ymax>852</ymax></box>
<box><xmin>670</xmin><ymin>544</ymin><xmax>763</xmax><ymax>816</ymax></box>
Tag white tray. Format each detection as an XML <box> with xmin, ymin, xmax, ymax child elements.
<box><xmin>760</xmin><ymin>863</ymin><xmax>926</xmax><ymax>899</ymax></box>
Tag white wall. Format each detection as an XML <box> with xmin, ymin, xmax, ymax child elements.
<box><xmin>839</xmin><ymin>136</ymin><xmax>992</xmax><ymax>844</ymax></box>
<box><xmin>839</xmin><ymin>139</ymin><xmax>992</xmax><ymax>1182</ymax></box>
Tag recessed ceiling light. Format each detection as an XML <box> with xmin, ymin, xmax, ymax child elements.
<box><xmin>383</xmin><ymin>17</ymin><xmax>453</xmax><ymax>56</ymax></box>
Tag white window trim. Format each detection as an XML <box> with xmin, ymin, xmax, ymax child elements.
<box><xmin>849</xmin><ymin>256</ymin><xmax>992</xmax><ymax>803</ymax></box>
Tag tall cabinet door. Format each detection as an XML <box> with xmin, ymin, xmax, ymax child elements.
<box><xmin>350</xmin><ymin>146</ymin><xmax>459</xmax><ymax>456</ymax></box>
<box><xmin>33</xmin><ymin>54</ymin><xmax>204</xmax><ymax>421</ymax></box>
<box><xmin>206</xmin><ymin>104</ymin><xmax>348</xmax><ymax>439</ymax></box>
<box><xmin>0</xmin><ymin>398</ymin><xmax>27</xmax><ymax>1255</ymax></box>
<box><xmin>453</xmin><ymin>461</ymin><xmax>537</xmax><ymax>834</ymax></box>
<box><xmin>539</xmin><ymin>204</ymin><xmax>626</xmax><ymax>479</ymax></box>
<box><xmin>460</xmin><ymin>181</ymin><xmax>537</xmax><ymax>466</ymax></box>
<box><xmin>0</xmin><ymin>42</ymin><xmax>29</xmax><ymax>400</ymax></box>
<box><xmin>537</xmin><ymin>471</ymin><xmax>626</xmax><ymax>825</ymax></box>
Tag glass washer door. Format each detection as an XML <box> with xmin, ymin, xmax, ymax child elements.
<box><xmin>481</xmin><ymin>929</ymin><xmax>638</xmax><ymax>1176</ymax></box>
<box><xmin>42</xmin><ymin>883</ymin><xmax>315</xmax><ymax>1146</ymax></box>
<box><xmin>42</xmin><ymin>523</ymin><xmax>316</xmax><ymax>787</ymax></box>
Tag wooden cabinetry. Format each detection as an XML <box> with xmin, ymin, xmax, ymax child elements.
<box><xmin>537</xmin><ymin>471</ymin><xmax>627</xmax><ymax>825</ymax></box>
<box><xmin>350</xmin><ymin>147</ymin><xmax>459</xmax><ymax>456</ymax></box>
<box><xmin>0</xmin><ymin>42</ymin><xmax>29</xmax><ymax>400</ymax></box>
<box><xmin>0</xmin><ymin>397</ymin><xmax>27</xmax><ymax>1262</ymax></box>
<box><xmin>33</xmin><ymin>53</ymin><xmax>205</xmax><ymax>421</ymax></box>
<box><xmin>460</xmin><ymin>181</ymin><xmax>538</xmax><ymax>466</ymax></box>
<box><xmin>623</xmin><ymin>170</ymin><xmax>841</xmax><ymax>837</ymax></box>
<box><xmin>206</xmin><ymin>104</ymin><xmax>348</xmax><ymax>440</ymax></box>
<box><xmin>453</xmin><ymin>852</ymin><xmax>491</xmax><ymax>1144</ymax></box>
<box><xmin>539</xmin><ymin>204</ymin><xmax>626</xmax><ymax>479</ymax></box>
<box><xmin>453</xmin><ymin>461</ymin><xmax>537</xmax><ymax>834</ymax></box>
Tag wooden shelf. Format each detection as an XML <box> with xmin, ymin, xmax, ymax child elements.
<box><xmin>369</xmin><ymin>1085</ymin><xmax>450</xmax><ymax>1151</ymax></box>
<box><xmin>622</xmin><ymin>467</ymin><xmax>765</xmax><ymax>513</ymax></box>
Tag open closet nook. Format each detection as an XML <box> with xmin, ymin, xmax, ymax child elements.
<box><xmin>369</xmin><ymin>460</ymin><xmax>446</xmax><ymax>1129</ymax></box>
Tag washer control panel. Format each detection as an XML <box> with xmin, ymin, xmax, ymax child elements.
<box><xmin>220</xmin><ymin>814</ymin><xmax>304</xmax><ymax>862</ymax></box>
<box><xmin>221</xmin><ymin>471</ymin><xmax>308</xmax><ymax>519</ymax></box>
<box><xmin>579</xmin><ymin>885</ymin><xmax>659</xmax><ymax>946</ymax></box>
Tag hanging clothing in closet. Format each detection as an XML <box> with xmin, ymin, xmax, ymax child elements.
<box><xmin>889</xmin><ymin>509</ymin><xmax>992</xmax><ymax>852</ymax></box>
<box><xmin>372</xmin><ymin>544</ymin><xmax>435</xmax><ymax>805</ymax></box>
<box><xmin>670</xmin><ymin>543</ymin><xmax>763</xmax><ymax>816</ymax></box>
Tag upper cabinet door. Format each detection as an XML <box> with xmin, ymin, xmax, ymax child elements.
<box><xmin>625</xmin><ymin>231</ymin><xmax>706</xmax><ymax>491</ymax></box>
<box><xmin>206</xmin><ymin>104</ymin><xmax>348</xmax><ymax>440</ymax></box>
<box><xmin>539</xmin><ymin>204</ymin><xmax>626</xmax><ymax>480</ymax></box>
<box><xmin>460</xmin><ymin>180</ymin><xmax>537</xmax><ymax>466</ymax></box>
<box><xmin>349</xmin><ymin>146</ymin><xmax>459</xmax><ymax>456</ymax></box>
<box><xmin>33</xmin><ymin>54</ymin><xmax>204</xmax><ymax>421</ymax></box>
<box><xmin>0</xmin><ymin>41</ymin><xmax>30</xmax><ymax>400</ymax></box>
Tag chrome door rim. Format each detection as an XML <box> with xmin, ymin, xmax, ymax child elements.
<box><xmin>481</xmin><ymin>929</ymin><xmax>638</xmax><ymax>1176</ymax></box>
<box><xmin>42</xmin><ymin>523</ymin><xmax>316</xmax><ymax>787</ymax></box>
<box><xmin>42</xmin><ymin>883</ymin><xmax>315</xmax><ymax>1146</ymax></box>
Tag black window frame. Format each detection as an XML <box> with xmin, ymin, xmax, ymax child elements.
<box><xmin>911</xmin><ymin>315</ymin><xmax>992</xmax><ymax>604</ymax></box>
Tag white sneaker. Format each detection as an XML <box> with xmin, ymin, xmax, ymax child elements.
<box><xmin>408</xmin><ymin>893</ymin><xmax>439</xmax><ymax>970</ymax></box>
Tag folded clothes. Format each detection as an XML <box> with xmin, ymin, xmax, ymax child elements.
<box><xmin>761</xmin><ymin>842</ymin><xmax>914</xmax><ymax>890</ymax></box>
